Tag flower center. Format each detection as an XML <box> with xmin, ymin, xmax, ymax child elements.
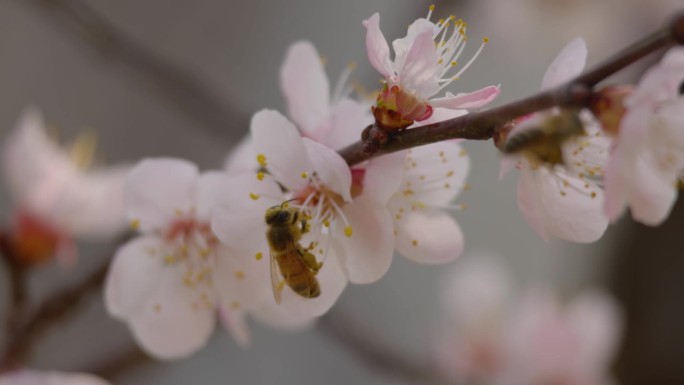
<box><xmin>161</xmin><ymin>214</ymin><xmax>219</xmax><ymax>291</ymax></box>
<box><xmin>292</xmin><ymin>179</ymin><xmax>353</xmax><ymax>240</ymax></box>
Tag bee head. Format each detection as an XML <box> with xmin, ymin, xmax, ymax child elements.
<box><xmin>265</xmin><ymin>206</ymin><xmax>294</xmax><ymax>225</ymax></box>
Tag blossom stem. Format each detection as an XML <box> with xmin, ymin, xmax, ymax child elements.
<box><xmin>339</xmin><ymin>11</ymin><xmax>684</xmax><ymax>167</ymax></box>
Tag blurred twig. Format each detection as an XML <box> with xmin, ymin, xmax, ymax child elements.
<box><xmin>318</xmin><ymin>312</ymin><xmax>453</xmax><ymax>385</ymax></box>
<box><xmin>0</xmin><ymin>231</ymin><xmax>28</xmax><ymax>372</ymax></box>
<box><xmin>19</xmin><ymin>0</ymin><xmax>246</xmax><ymax>137</ymax></box>
<box><xmin>88</xmin><ymin>345</ymin><xmax>152</xmax><ymax>380</ymax></box>
<box><xmin>340</xmin><ymin>11</ymin><xmax>684</xmax><ymax>166</ymax></box>
<box><xmin>0</xmin><ymin>234</ymin><xmax>130</xmax><ymax>368</ymax></box>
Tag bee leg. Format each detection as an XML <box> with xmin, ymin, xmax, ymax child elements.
<box><xmin>300</xmin><ymin>219</ymin><xmax>310</xmax><ymax>234</ymax></box>
<box><xmin>297</xmin><ymin>246</ymin><xmax>323</xmax><ymax>274</ymax></box>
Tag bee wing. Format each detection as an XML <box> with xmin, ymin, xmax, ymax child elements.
<box><xmin>270</xmin><ymin>249</ymin><xmax>284</xmax><ymax>305</ymax></box>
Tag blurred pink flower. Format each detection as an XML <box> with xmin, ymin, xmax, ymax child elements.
<box><xmin>502</xmin><ymin>38</ymin><xmax>611</xmax><ymax>243</ymax></box>
<box><xmin>363</xmin><ymin>8</ymin><xmax>499</xmax><ymax>129</ymax></box>
<box><xmin>604</xmin><ymin>47</ymin><xmax>684</xmax><ymax>226</ymax></box>
<box><xmin>105</xmin><ymin>158</ymin><xmax>253</xmax><ymax>360</ymax></box>
<box><xmin>0</xmin><ymin>370</ymin><xmax>109</xmax><ymax>385</ymax></box>
<box><xmin>1</xmin><ymin>108</ymin><xmax>129</xmax><ymax>265</ymax></box>
<box><xmin>435</xmin><ymin>256</ymin><xmax>622</xmax><ymax>385</ymax></box>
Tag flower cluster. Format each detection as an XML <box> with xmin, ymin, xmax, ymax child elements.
<box><xmin>434</xmin><ymin>256</ymin><xmax>622</xmax><ymax>385</ymax></box>
<box><xmin>105</xmin><ymin>18</ymin><xmax>475</xmax><ymax>357</ymax></box>
<box><xmin>500</xmin><ymin>38</ymin><xmax>684</xmax><ymax>242</ymax></box>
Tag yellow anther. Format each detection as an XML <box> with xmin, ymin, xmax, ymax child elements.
<box><xmin>429</xmin><ymin>4</ymin><xmax>435</xmax><ymax>11</ymax></box>
<box><xmin>199</xmin><ymin>248</ymin><xmax>211</xmax><ymax>257</ymax></box>
<box><xmin>234</xmin><ymin>270</ymin><xmax>245</xmax><ymax>280</ymax></box>
<box><xmin>346</xmin><ymin>62</ymin><xmax>357</xmax><ymax>71</ymax></box>
<box><xmin>249</xmin><ymin>192</ymin><xmax>260</xmax><ymax>200</ymax></box>
<box><xmin>438</xmin><ymin>59</ymin><xmax>444</xmax><ymax>65</ymax></box>
<box><xmin>483</xmin><ymin>37</ymin><xmax>490</xmax><ymax>43</ymax></box>
<box><xmin>256</xmin><ymin>153</ymin><xmax>267</xmax><ymax>166</ymax></box>
<box><xmin>301</xmin><ymin>171</ymin><xmax>309</xmax><ymax>179</ymax></box>
<box><xmin>323</xmin><ymin>220</ymin><xmax>331</xmax><ymax>228</ymax></box>
<box><xmin>129</xmin><ymin>219</ymin><xmax>140</xmax><ymax>230</ymax></box>
<box><xmin>412</xmin><ymin>240</ymin><xmax>418</xmax><ymax>246</ymax></box>
<box><xmin>256</xmin><ymin>171</ymin><xmax>265</xmax><ymax>181</ymax></box>
<box><xmin>344</xmin><ymin>226</ymin><xmax>353</xmax><ymax>237</ymax></box>
<box><xmin>591</xmin><ymin>192</ymin><xmax>597</xmax><ymax>199</ymax></box>
<box><xmin>231</xmin><ymin>301</ymin><xmax>241</xmax><ymax>310</ymax></box>
<box><xmin>255</xmin><ymin>252</ymin><xmax>263</xmax><ymax>261</ymax></box>
<box><xmin>154</xmin><ymin>304</ymin><xmax>162</xmax><ymax>313</ymax></box>
<box><xmin>451</xmin><ymin>61</ymin><xmax>457</xmax><ymax>67</ymax></box>
<box><xmin>164</xmin><ymin>255</ymin><xmax>177</xmax><ymax>265</ymax></box>
<box><xmin>446</xmin><ymin>171</ymin><xmax>455</xmax><ymax>177</ymax></box>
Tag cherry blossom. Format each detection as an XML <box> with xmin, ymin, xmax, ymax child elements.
<box><xmin>363</xmin><ymin>6</ymin><xmax>499</xmax><ymax>130</ymax></box>
<box><xmin>0</xmin><ymin>370</ymin><xmax>109</xmax><ymax>385</ymax></box>
<box><xmin>104</xmin><ymin>158</ymin><xmax>253</xmax><ymax>360</ymax></box>
<box><xmin>1</xmin><ymin>108</ymin><xmax>129</xmax><ymax>266</ymax></box>
<box><xmin>434</xmin><ymin>256</ymin><xmax>622</xmax><ymax>385</ymax></box>
<box><xmin>501</xmin><ymin>38</ymin><xmax>611</xmax><ymax>243</ymax></box>
<box><xmin>212</xmin><ymin>109</ymin><xmax>403</xmax><ymax>320</ymax></box>
<box><xmin>604</xmin><ymin>47</ymin><xmax>684</xmax><ymax>226</ymax></box>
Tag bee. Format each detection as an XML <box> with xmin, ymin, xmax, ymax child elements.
<box><xmin>503</xmin><ymin>111</ymin><xmax>585</xmax><ymax>166</ymax></box>
<box><xmin>265</xmin><ymin>202</ymin><xmax>323</xmax><ymax>304</ymax></box>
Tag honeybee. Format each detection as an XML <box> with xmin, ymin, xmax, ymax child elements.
<box><xmin>265</xmin><ymin>202</ymin><xmax>322</xmax><ymax>304</ymax></box>
<box><xmin>503</xmin><ymin>111</ymin><xmax>585</xmax><ymax>166</ymax></box>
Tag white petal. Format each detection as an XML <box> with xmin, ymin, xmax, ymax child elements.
<box><xmin>392</xmin><ymin>18</ymin><xmax>435</xmax><ymax>73</ymax></box>
<box><xmin>393</xmin><ymin>207</ymin><xmax>463</xmax><ymax>264</ymax></box>
<box><xmin>409</xmin><ymin>107</ymin><xmax>467</xmax><ymax>127</ymax></box>
<box><xmin>335</xmin><ymin>198</ymin><xmax>394</xmax><ymax>284</ymax></box>
<box><xmin>250</xmin><ymin>110</ymin><xmax>314</xmax><ymax>192</ymax></box>
<box><xmin>280</xmin><ymin>41</ymin><xmax>330</xmax><ymax>134</ymax></box>
<box><xmin>0</xmin><ymin>371</ymin><xmax>110</xmax><ymax>385</ymax></box>
<box><xmin>362</xmin><ymin>13</ymin><xmax>395</xmax><ymax>78</ymax></box>
<box><xmin>104</xmin><ymin>236</ymin><xmax>216</xmax><ymax>360</ymax></box>
<box><xmin>404</xmin><ymin>141</ymin><xmax>471</xmax><ymax>206</ymax></box>
<box><xmin>322</xmin><ymin>98</ymin><xmax>373</xmax><ymax>150</ymax></box>
<box><xmin>125</xmin><ymin>158</ymin><xmax>199</xmax><ymax>232</ymax></box>
<box><xmin>210</xmin><ymin>173</ymin><xmax>283</xmax><ymax>253</ymax></box>
<box><xmin>567</xmin><ymin>291</ymin><xmax>623</xmax><ymax>373</ymax></box>
<box><xmin>44</xmin><ymin>166</ymin><xmax>130</xmax><ymax>239</ymax></box>
<box><xmin>212</xmin><ymin>249</ymin><xmax>252</xmax><ymax>347</ymax></box>
<box><xmin>541</xmin><ymin>37</ymin><xmax>587</xmax><ymax>90</ymax></box>
<box><xmin>396</xmin><ymin>28</ymin><xmax>440</xmax><ymax>98</ymax></box>
<box><xmin>223</xmin><ymin>134</ymin><xmax>256</xmax><ymax>174</ymax></box>
<box><xmin>429</xmin><ymin>86</ymin><xmax>501</xmax><ymax>110</ymax></box>
<box><xmin>303</xmin><ymin>138</ymin><xmax>352</xmax><ymax>202</ymax></box>
<box><xmin>517</xmin><ymin>167</ymin><xmax>608</xmax><ymax>243</ymax></box>
<box><xmin>361</xmin><ymin>152</ymin><xmax>405</xmax><ymax>204</ymax></box>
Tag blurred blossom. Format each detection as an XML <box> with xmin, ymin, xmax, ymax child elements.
<box><xmin>363</xmin><ymin>7</ymin><xmax>499</xmax><ymax>131</ymax></box>
<box><xmin>434</xmin><ymin>255</ymin><xmax>622</xmax><ymax>385</ymax></box>
<box><xmin>501</xmin><ymin>38</ymin><xmax>610</xmax><ymax>243</ymax></box>
<box><xmin>0</xmin><ymin>370</ymin><xmax>109</xmax><ymax>385</ymax></box>
<box><xmin>604</xmin><ymin>47</ymin><xmax>684</xmax><ymax>226</ymax></box>
<box><xmin>105</xmin><ymin>159</ymin><xmax>257</xmax><ymax>360</ymax></box>
<box><xmin>1</xmin><ymin>108</ymin><xmax>130</xmax><ymax>265</ymax></box>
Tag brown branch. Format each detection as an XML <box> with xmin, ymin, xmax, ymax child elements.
<box><xmin>339</xmin><ymin>11</ymin><xmax>684</xmax><ymax>166</ymax></box>
<box><xmin>318</xmin><ymin>312</ymin><xmax>453</xmax><ymax>385</ymax></box>
<box><xmin>18</xmin><ymin>0</ymin><xmax>247</xmax><ymax>137</ymax></box>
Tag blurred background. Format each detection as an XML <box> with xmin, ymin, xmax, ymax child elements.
<box><xmin>0</xmin><ymin>0</ymin><xmax>682</xmax><ymax>384</ymax></box>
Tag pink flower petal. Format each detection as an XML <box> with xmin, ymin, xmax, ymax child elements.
<box><xmin>251</xmin><ymin>109</ymin><xmax>314</xmax><ymax>192</ymax></box>
<box><xmin>363</xmin><ymin>13</ymin><xmax>395</xmax><ymax>78</ymax></box>
<box><xmin>125</xmin><ymin>158</ymin><xmax>199</xmax><ymax>232</ymax></box>
<box><xmin>280</xmin><ymin>41</ymin><xmax>331</xmax><ymax>134</ymax></box>
<box><xmin>223</xmin><ymin>134</ymin><xmax>256</xmax><ymax>174</ymax></box>
<box><xmin>541</xmin><ymin>37</ymin><xmax>587</xmax><ymax>90</ymax></box>
<box><xmin>396</xmin><ymin>28</ymin><xmax>440</xmax><ymax>98</ymax></box>
<box><xmin>322</xmin><ymin>98</ymin><xmax>372</xmax><ymax>150</ymax></box>
<box><xmin>362</xmin><ymin>152</ymin><xmax>405</xmax><ymax>204</ymax></box>
<box><xmin>335</xmin><ymin>197</ymin><xmax>394</xmax><ymax>284</ymax></box>
<box><xmin>303</xmin><ymin>138</ymin><xmax>352</xmax><ymax>202</ymax></box>
<box><xmin>517</xmin><ymin>167</ymin><xmax>608</xmax><ymax>243</ymax></box>
<box><xmin>104</xmin><ymin>236</ymin><xmax>216</xmax><ymax>360</ymax></box>
<box><xmin>394</xmin><ymin>208</ymin><xmax>463</xmax><ymax>264</ymax></box>
<box><xmin>430</xmin><ymin>86</ymin><xmax>501</xmax><ymax>110</ymax></box>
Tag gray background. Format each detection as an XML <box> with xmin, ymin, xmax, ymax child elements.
<box><xmin>0</xmin><ymin>1</ymin><xmax>681</xmax><ymax>384</ymax></box>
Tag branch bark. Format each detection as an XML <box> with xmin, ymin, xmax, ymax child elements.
<box><xmin>339</xmin><ymin>11</ymin><xmax>684</xmax><ymax>167</ymax></box>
